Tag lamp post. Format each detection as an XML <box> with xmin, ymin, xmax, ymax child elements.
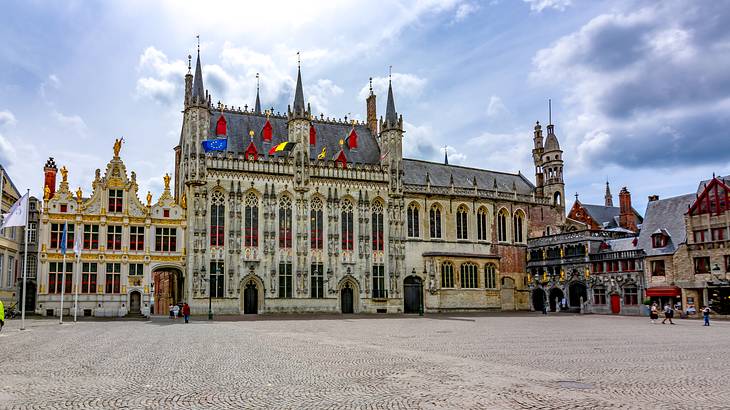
<box><xmin>202</xmin><ymin>265</ymin><xmax>212</xmax><ymax>320</ymax></box>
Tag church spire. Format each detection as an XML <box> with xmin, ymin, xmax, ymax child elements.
<box><xmin>254</xmin><ymin>73</ymin><xmax>261</xmax><ymax>114</ymax></box>
<box><xmin>192</xmin><ymin>35</ymin><xmax>205</xmax><ymax>101</ymax></box>
<box><xmin>385</xmin><ymin>67</ymin><xmax>398</xmax><ymax>126</ymax></box>
<box><xmin>444</xmin><ymin>146</ymin><xmax>449</xmax><ymax>165</ymax></box>
<box><xmin>293</xmin><ymin>53</ymin><xmax>305</xmax><ymax>112</ymax></box>
<box><xmin>605</xmin><ymin>181</ymin><xmax>614</xmax><ymax>207</ymax></box>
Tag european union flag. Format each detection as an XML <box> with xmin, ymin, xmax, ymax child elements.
<box><xmin>60</xmin><ymin>221</ymin><xmax>68</xmax><ymax>255</ymax></box>
<box><xmin>202</xmin><ymin>138</ymin><xmax>227</xmax><ymax>152</ymax></box>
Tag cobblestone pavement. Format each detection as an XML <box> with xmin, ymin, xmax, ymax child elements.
<box><xmin>1</xmin><ymin>313</ymin><xmax>727</xmax><ymax>409</ymax></box>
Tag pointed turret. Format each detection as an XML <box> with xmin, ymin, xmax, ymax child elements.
<box><xmin>254</xmin><ymin>74</ymin><xmax>262</xmax><ymax>114</ymax></box>
<box><xmin>192</xmin><ymin>49</ymin><xmax>205</xmax><ymax>102</ymax></box>
<box><xmin>605</xmin><ymin>181</ymin><xmax>613</xmax><ymax>207</ymax></box>
<box><xmin>288</xmin><ymin>55</ymin><xmax>309</xmax><ymax>120</ymax></box>
<box><xmin>444</xmin><ymin>147</ymin><xmax>449</xmax><ymax>165</ymax></box>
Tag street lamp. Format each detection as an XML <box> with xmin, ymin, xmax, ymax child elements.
<box><xmin>202</xmin><ymin>265</ymin><xmax>212</xmax><ymax>320</ymax></box>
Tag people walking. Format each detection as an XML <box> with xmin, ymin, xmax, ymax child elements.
<box><xmin>172</xmin><ymin>304</ymin><xmax>180</xmax><ymax>320</ymax></box>
<box><xmin>0</xmin><ymin>299</ymin><xmax>4</xmax><ymax>332</ymax></box>
<box><xmin>650</xmin><ymin>303</ymin><xmax>659</xmax><ymax>324</ymax></box>
<box><xmin>168</xmin><ymin>304</ymin><xmax>174</xmax><ymax>319</ymax></box>
<box><xmin>661</xmin><ymin>303</ymin><xmax>674</xmax><ymax>324</ymax></box>
<box><xmin>702</xmin><ymin>306</ymin><xmax>711</xmax><ymax>326</ymax></box>
<box><xmin>182</xmin><ymin>303</ymin><xmax>190</xmax><ymax>324</ymax></box>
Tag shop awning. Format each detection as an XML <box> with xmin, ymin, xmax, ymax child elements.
<box><xmin>646</xmin><ymin>286</ymin><xmax>682</xmax><ymax>297</ymax></box>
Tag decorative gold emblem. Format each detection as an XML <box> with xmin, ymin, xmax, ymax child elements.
<box><xmin>180</xmin><ymin>192</ymin><xmax>187</xmax><ymax>209</ymax></box>
<box><xmin>146</xmin><ymin>191</ymin><xmax>152</xmax><ymax>207</ymax></box>
<box><xmin>163</xmin><ymin>173</ymin><xmax>171</xmax><ymax>190</ymax></box>
<box><xmin>44</xmin><ymin>185</ymin><xmax>51</xmax><ymax>200</ymax></box>
<box><xmin>60</xmin><ymin>166</ymin><xmax>68</xmax><ymax>183</ymax></box>
<box><xmin>113</xmin><ymin>138</ymin><xmax>123</xmax><ymax>157</ymax></box>
<box><xmin>76</xmin><ymin>187</ymin><xmax>82</xmax><ymax>201</ymax></box>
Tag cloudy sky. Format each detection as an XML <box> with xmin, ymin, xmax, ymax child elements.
<box><xmin>1</xmin><ymin>0</ymin><xmax>728</xmax><ymax>214</ymax></box>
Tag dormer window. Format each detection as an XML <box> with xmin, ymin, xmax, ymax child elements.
<box><xmin>60</xmin><ymin>204</ymin><xmax>68</xmax><ymax>213</ymax></box>
<box><xmin>652</xmin><ymin>233</ymin><xmax>668</xmax><ymax>248</ymax></box>
<box><xmin>163</xmin><ymin>209</ymin><xmax>170</xmax><ymax>218</ymax></box>
<box><xmin>108</xmin><ymin>189</ymin><xmax>123</xmax><ymax>213</ymax></box>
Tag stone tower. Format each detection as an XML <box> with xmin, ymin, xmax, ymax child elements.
<box><xmin>541</xmin><ymin>121</ymin><xmax>565</xmax><ymax>213</ymax></box>
<box><xmin>287</xmin><ymin>63</ymin><xmax>312</xmax><ymax>191</ymax></box>
<box><xmin>532</xmin><ymin>121</ymin><xmax>544</xmax><ymax>198</ymax></box>
<box><xmin>366</xmin><ymin>78</ymin><xmax>377</xmax><ymax>135</ymax></box>
<box><xmin>379</xmin><ymin>78</ymin><xmax>404</xmax><ymax>195</ymax></box>
<box><xmin>43</xmin><ymin>157</ymin><xmax>58</xmax><ymax>199</ymax></box>
<box><xmin>604</xmin><ymin>181</ymin><xmax>613</xmax><ymax>207</ymax></box>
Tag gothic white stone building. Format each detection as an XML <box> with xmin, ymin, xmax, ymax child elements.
<box><xmin>176</xmin><ymin>50</ymin><xmax>565</xmax><ymax>315</ymax></box>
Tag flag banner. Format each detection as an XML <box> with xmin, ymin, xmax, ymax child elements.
<box><xmin>73</xmin><ymin>227</ymin><xmax>82</xmax><ymax>256</ymax></box>
<box><xmin>0</xmin><ymin>192</ymin><xmax>28</xmax><ymax>230</ymax></box>
<box><xmin>268</xmin><ymin>141</ymin><xmax>296</xmax><ymax>155</ymax></box>
<box><xmin>202</xmin><ymin>139</ymin><xmax>227</xmax><ymax>152</ymax></box>
<box><xmin>317</xmin><ymin>146</ymin><xmax>327</xmax><ymax>160</ymax></box>
<box><xmin>380</xmin><ymin>148</ymin><xmax>390</xmax><ymax>161</ymax></box>
<box><xmin>60</xmin><ymin>221</ymin><xmax>68</xmax><ymax>255</ymax></box>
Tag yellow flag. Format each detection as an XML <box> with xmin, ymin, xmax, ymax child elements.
<box><xmin>317</xmin><ymin>146</ymin><xmax>327</xmax><ymax>160</ymax></box>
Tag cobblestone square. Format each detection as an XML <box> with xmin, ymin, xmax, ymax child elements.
<box><xmin>0</xmin><ymin>313</ymin><xmax>727</xmax><ymax>409</ymax></box>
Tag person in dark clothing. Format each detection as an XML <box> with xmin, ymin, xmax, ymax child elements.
<box><xmin>702</xmin><ymin>306</ymin><xmax>711</xmax><ymax>326</ymax></box>
<box><xmin>661</xmin><ymin>304</ymin><xmax>675</xmax><ymax>324</ymax></box>
<box><xmin>182</xmin><ymin>303</ymin><xmax>191</xmax><ymax>324</ymax></box>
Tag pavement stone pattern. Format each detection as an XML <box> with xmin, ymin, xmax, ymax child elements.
<box><xmin>0</xmin><ymin>313</ymin><xmax>727</xmax><ymax>409</ymax></box>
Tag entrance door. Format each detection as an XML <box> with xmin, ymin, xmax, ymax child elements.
<box><xmin>610</xmin><ymin>294</ymin><xmax>621</xmax><ymax>314</ymax></box>
<box><xmin>549</xmin><ymin>288</ymin><xmax>564</xmax><ymax>312</ymax></box>
<box><xmin>532</xmin><ymin>289</ymin><xmax>546</xmax><ymax>312</ymax></box>
<box><xmin>403</xmin><ymin>276</ymin><xmax>422</xmax><ymax>314</ymax></box>
<box><xmin>244</xmin><ymin>281</ymin><xmax>258</xmax><ymax>314</ymax></box>
<box><xmin>341</xmin><ymin>283</ymin><xmax>354</xmax><ymax>314</ymax></box>
<box><xmin>569</xmin><ymin>282</ymin><xmax>587</xmax><ymax>308</ymax></box>
<box><xmin>129</xmin><ymin>291</ymin><xmax>141</xmax><ymax>314</ymax></box>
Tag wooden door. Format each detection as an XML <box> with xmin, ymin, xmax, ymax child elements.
<box><xmin>611</xmin><ymin>294</ymin><xmax>621</xmax><ymax>314</ymax></box>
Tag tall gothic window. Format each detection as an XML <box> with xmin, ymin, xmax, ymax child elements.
<box><xmin>513</xmin><ymin>210</ymin><xmax>525</xmax><ymax>243</ymax></box>
<box><xmin>244</xmin><ymin>193</ymin><xmax>258</xmax><ymax>247</ymax></box>
<box><xmin>210</xmin><ymin>260</ymin><xmax>225</xmax><ymax>298</ymax></box>
<box><xmin>372</xmin><ymin>200</ymin><xmax>384</xmax><ymax>251</ymax></box>
<box><xmin>477</xmin><ymin>207</ymin><xmax>489</xmax><ymax>241</ymax></box>
<box><xmin>310</xmin><ymin>197</ymin><xmax>323</xmax><ymax>250</ymax></box>
<box><xmin>279</xmin><ymin>196</ymin><xmax>293</xmax><ymax>249</ymax></box>
<box><xmin>372</xmin><ymin>264</ymin><xmax>386</xmax><ymax>298</ymax></box>
<box><xmin>341</xmin><ymin>199</ymin><xmax>354</xmax><ymax>251</ymax></box>
<box><xmin>278</xmin><ymin>262</ymin><xmax>293</xmax><ymax>298</ymax></box>
<box><xmin>460</xmin><ymin>262</ymin><xmax>478</xmax><ymax>288</ymax></box>
<box><xmin>485</xmin><ymin>264</ymin><xmax>497</xmax><ymax>289</ymax></box>
<box><xmin>210</xmin><ymin>191</ymin><xmax>225</xmax><ymax>247</ymax></box>
<box><xmin>456</xmin><ymin>205</ymin><xmax>468</xmax><ymax>240</ymax></box>
<box><xmin>311</xmin><ymin>263</ymin><xmax>324</xmax><ymax>298</ymax></box>
<box><xmin>497</xmin><ymin>209</ymin><xmax>509</xmax><ymax>242</ymax></box>
<box><xmin>407</xmin><ymin>203</ymin><xmax>419</xmax><ymax>238</ymax></box>
<box><xmin>429</xmin><ymin>205</ymin><xmax>442</xmax><ymax>239</ymax></box>
<box><xmin>441</xmin><ymin>261</ymin><xmax>454</xmax><ymax>288</ymax></box>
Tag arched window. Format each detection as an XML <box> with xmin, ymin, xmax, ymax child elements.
<box><xmin>460</xmin><ymin>262</ymin><xmax>478</xmax><ymax>288</ymax></box>
<box><xmin>429</xmin><ymin>205</ymin><xmax>442</xmax><ymax>239</ymax></box>
<box><xmin>210</xmin><ymin>191</ymin><xmax>225</xmax><ymax>246</ymax></box>
<box><xmin>497</xmin><ymin>209</ymin><xmax>509</xmax><ymax>242</ymax></box>
<box><xmin>485</xmin><ymin>264</ymin><xmax>497</xmax><ymax>289</ymax></box>
<box><xmin>310</xmin><ymin>197</ymin><xmax>323</xmax><ymax>249</ymax></box>
<box><xmin>244</xmin><ymin>193</ymin><xmax>258</xmax><ymax>247</ymax></box>
<box><xmin>341</xmin><ymin>199</ymin><xmax>354</xmax><ymax>251</ymax></box>
<box><xmin>456</xmin><ymin>205</ymin><xmax>468</xmax><ymax>240</ymax></box>
<box><xmin>513</xmin><ymin>210</ymin><xmax>524</xmax><ymax>243</ymax></box>
<box><xmin>554</xmin><ymin>192</ymin><xmax>562</xmax><ymax>206</ymax></box>
<box><xmin>407</xmin><ymin>202</ymin><xmax>419</xmax><ymax>238</ymax></box>
<box><xmin>372</xmin><ymin>200</ymin><xmax>384</xmax><ymax>251</ymax></box>
<box><xmin>278</xmin><ymin>196</ymin><xmax>293</xmax><ymax>249</ymax></box>
<box><xmin>477</xmin><ymin>207</ymin><xmax>489</xmax><ymax>241</ymax></box>
<box><xmin>441</xmin><ymin>261</ymin><xmax>454</xmax><ymax>288</ymax></box>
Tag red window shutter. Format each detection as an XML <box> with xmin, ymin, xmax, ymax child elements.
<box><xmin>215</xmin><ymin>115</ymin><xmax>227</xmax><ymax>136</ymax></box>
<box><xmin>309</xmin><ymin>125</ymin><xmax>316</xmax><ymax>145</ymax></box>
<box><xmin>262</xmin><ymin>120</ymin><xmax>273</xmax><ymax>142</ymax></box>
<box><xmin>347</xmin><ymin>128</ymin><xmax>358</xmax><ymax>149</ymax></box>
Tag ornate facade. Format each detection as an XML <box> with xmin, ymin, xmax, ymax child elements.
<box><xmin>176</xmin><ymin>50</ymin><xmax>565</xmax><ymax>315</ymax></box>
<box><xmin>36</xmin><ymin>146</ymin><xmax>186</xmax><ymax>317</ymax></box>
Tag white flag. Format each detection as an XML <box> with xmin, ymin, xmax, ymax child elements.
<box><xmin>0</xmin><ymin>192</ymin><xmax>28</xmax><ymax>229</ymax></box>
<box><xmin>73</xmin><ymin>226</ymin><xmax>82</xmax><ymax>256</ymax></box>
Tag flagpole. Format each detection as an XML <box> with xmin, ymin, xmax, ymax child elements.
<box><xmin>73</xmin><ymin>252</ymin><xmax>79</xmax><ymax>323</ymax></box>
<box><xmin>20</xmin><ymin>190</ymin><xmax>29</xmax><ymax>330</ymax></box>
<box><xmin>59</xmin><ymin>252</ymin><xmax>66</xmax><ymax>324</ymax></box>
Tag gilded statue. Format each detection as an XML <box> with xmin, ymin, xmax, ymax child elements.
<box><xmin>163</xmin><ymin>173</ymin><xmax>171</xmax><ymax>190</ymax></box>
<box><xmin>60</xmin><ymin>166</ymin><xmax>68</xmax><ymax>183</ymax></box>
<box><xmin>560</xmin><ymin>270</ymin><xmax>565</xmax><ymax>281</ymax></box>
<box><xmin>76</xmin><ymin>187</ymin><xmax>82</xmax><ymax>200</ymax></box>
<box><xmin>44</xmin><ymin>185</ymin><xmax>50</xmax><ymax>200</ymax></box>
<box><xmin>146</xmin><ymin>191</ymin><xmax>152</xmax><ymax>207</ymax></box>
<box><xmin>180</xmin><ymin>192</ymin><xmax>187</xmax><ymax>209</ymax></box>
<box><xmin>113</xmin><ymin>138</ymin><xmax>123</xmax><ymax>157</ymax></box>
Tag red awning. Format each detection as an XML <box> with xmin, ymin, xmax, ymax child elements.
<box><xmin>645</xmin><ymin>286</ymin><xmax>682</xmax><ymax>297</ymax></box>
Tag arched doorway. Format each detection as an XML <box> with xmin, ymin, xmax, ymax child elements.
<box><xmin>549</xmin><ymin>287</ymin><xmax>564</xmax><ymax>312</ymax></box>
<box><xmin>532</xmin><ymin>289</ymin><xmax>546</xmax><ymax>312</ymax></box>
<box><xmin>403</xmin><ymin>276</ymin><xmax>423</xmax><ymax>314</ymax></box>
<box><xmin>610</xmin><ymin>293</ymin><xmax>621</xmax><ymax>314</ymax></box>
<box><xmin>568</xmin><ymin>282</ymin><xmax>587</xmax><ymax>308</ymax></box>
<box><xmin>501</xmin><ymin>277</ymin><xmax>515</xmax><ymax>311</ymax></box>
<box><xmin>341</xmin><ymin>283</ymin><xmax>354</xmax><ymax>314</ymax></box>
<box><xmin>129</xmin><ymin>291</ymin><xmax>141</xmax><ymax>314</ymax></box>
<box><xmin>244</xmin><ymin>281</ymin><xmax>258</xmax><ymax>314</ymax></box>
<box><xmin>153</xmin><ymin>269</ymin><xmax>183</xmax><ymax>316</ymax></box>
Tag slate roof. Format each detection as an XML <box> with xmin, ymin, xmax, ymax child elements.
<box><xmin>402</xmin><ymin>159</ymin><xmax>535</xmax><ymax>195</ymax></box>
<box><xmin>637</xmin><ymin>193</ymin><xmax>695</xmax><ymax>257</ymax></box>
<box><xmin>603</xmin><ymin>237</ymin><xmax>639</xmax><ymax>252</ymax></box>
<box><xmin>696</xmin><ymin>175</ymin><xmax>730</xmax><ymax>194</ymax></box>
<box><xmin>581</xmin><ymin>204</ymin><xmax>643</xmax><ymax>229</ymax></box>
<box><xmin>210</xmin><ymin>110</ymin><xmax>381</xmax><ymax>164</ymax></box>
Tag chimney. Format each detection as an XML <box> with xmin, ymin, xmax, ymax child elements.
<box><xmin>619</xmin><ymin>187</ymin><xmax>637</xmax><ymax>232</ymax></box>
<box><xmin>366</xmin><ymin>77</ymin><xmax>377</xmax><ymax>134</ymax></box>
<box><xmin>43</xmin><ymin>157</ymin><xmax>58</xmax><ymax>199</ymax></box>
<box><xmin>648</xmin><ymin>195</ymin><xmax>659</xmax><ymax>202</ymax></box>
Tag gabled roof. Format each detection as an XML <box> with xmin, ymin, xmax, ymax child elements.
<box><xmin>697</xmin><ymin>175</ymin><xmax>730</xmax><ymax>195</ymax></box>
<box><xmin>637</xmin><ymin>193</ymin><xmax>695</xmax><ymax>257</ymax></box>
<box><xmin>209</xmin><ymin>111</ymin><xmax>380</xmax><ymax>164</ymax></box>
<box><xmin>402</xmin><ymin>159</ymin><xmax>535</xmax><ymax>195</ymax></box>
<box><xmin>602</xmin><ymin>237</ymin><xmax>639</xmax><ymax>253</ymax></box>
<box><xmin>580</xmin><ymin>204</ymin><xmax>643</xmax><ymax>229</ymax></box>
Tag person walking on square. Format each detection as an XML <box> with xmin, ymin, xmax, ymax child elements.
<box><xmin>702</xmin><ymin>306</ymin><xmax>711</xmax><ymax>326</ymax></box>
<box><xmin>172</xmin><ymin>304</ymin><xmax>180</xmax><ymax>320</ymax></box>
<box><xmin>650</xmin><ymin>303</ymin><xmax>659</xmax><ymax>324</ymax></box>
<box><xmin>0</xmin><ymin>299</ymin><xmax>4</xmax><ymax>332</ymax></box>
<box><xmin>169</xmin><ymin>304</ymin><xmax>174</xmax><ymax>319</ymax></box>
<box><xmin>182</xmin><ymin>303</ymin><xmax>190</xmax><ymax>324</ymax></box>
<box><xmin>661</xmin><ymin>303</ymin><xmax>674</xmax><ymax>324</ymax></box>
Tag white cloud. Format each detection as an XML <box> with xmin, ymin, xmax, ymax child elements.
<box><xmin>486</xmin><ymin>95</ymin><xmax>509</xmax><ymax>118</ymax></box>
<box><xmin>135</xmin><ymin>46</ymin><xmax>187</xmax><ymax>105</ymax></box>
<box><xmin>357</xmin><ymin>73</ymin><xmax>427</xmax><ymax>101</ymax></box>
<box><xmin>465</xmin><ymin>129</ymin><xmax>533</xmax><ymax>174</ymax></box>
<box><xmin>523</xmin><ymin>0</ymin><xmax>571</xmax><ymax>12</ymax></box>
<box><xmin>454</xmin><ymin>3</ymin><xmax>478</xmax><ymax>22</ymax></box>
<box><xmin>39</xmin><ymin>74</ymin><xmax>61</xmax><ymax>99</ymax></box>
<box><xmin>136</xmin><ymin>77</ymin><xmax>177</xmax><ymax>105</ymax></box>
<box><xmin>0</xmin><ymin>110</ymin><xmax>16</xmax><ymax>127</ymax></box>
<box><xmin>307</xmin><ymin>79</ymin><xmax>344</xmax><ymax>115</ymax></box>
<box><xmin>0</xmin><ymin>133</ymin><xmax>17</xmax><ymax>166</ymax></box>
<box><xmin>403</xmin><ymin>121</ymin><xmax>467</xmax><ymax>165</ymax></box>
<box><xmin>52</xmin><ymin>110</ymin><xmax>88</xmax><ymax>137</ymax></box>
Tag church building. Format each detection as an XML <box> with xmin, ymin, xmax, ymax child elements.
<box><xmin>175</xmin><ymin>48</ymin><xmax>565</xmax><ymax>315</ymax></box>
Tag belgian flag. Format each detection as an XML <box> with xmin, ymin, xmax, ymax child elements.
<box><xmin>268</xmin><ymin>141</ymin><xmax>296</xmax><ymax>155</ymax></box>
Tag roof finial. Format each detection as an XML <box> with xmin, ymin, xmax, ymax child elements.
<box><xmin>256</xmin><ymin>72</ymin><xmax>260</xmax><ymax>91</ymax></box>
<box><xmin>297</xmin><ymin>51</ymin><xmax>301</xmax><ymax>69</ymax></box>
<box><xmin>443</xmin><ymin>145</ymin><xmax>449</xmax><ymax>165</ymax></box>
<box><xmin>196</xmin><ymin>34</ymin><xmax>200</xmax><ymax>55</ymax></box>
<box><xmin>369</xmin><ymin>77</ymin><xmax>373</xmax><ymax>95</ymax></box>
<box><xmin>389</xmin><ymin>65</ymin><xmax>392</xmax><ymax>83</ymax></box>
<box><xmin>548</xmin><ymin>98</ymin><xmax>552</xmax><ymax>125</ymax></box>
<box><xmin>575</xmin><ymin>192</ymin><xmax>579</xmax><ymax>201</ymax></box>
<box><xmin>187</xmin><ymin>54</ymin><xmax>192</xmax><ymax>74</ymax></box>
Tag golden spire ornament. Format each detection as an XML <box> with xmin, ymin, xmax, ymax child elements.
<box><xmin>60</xmin><ymin>166</ymin><xmax>68</xmax><ymax>183</ymax></box>
<box><xmin>146</xmin><ymin>191</ymin><xmax>152</xmax><ymax>207</ymax></box>
<box><xmin>113</xmin><ymin>138</ymin><xmax>124</xmax><ymax>157</ymax></box>
<box><xmin>76</xmin><ymin>187</ymin><xmax>82</xmax><ymax>201</ymax></box>
<box><xmin>163</xmin><ymin>173</ymin><xmax>171</xmax><ymax>190</ymax></box>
